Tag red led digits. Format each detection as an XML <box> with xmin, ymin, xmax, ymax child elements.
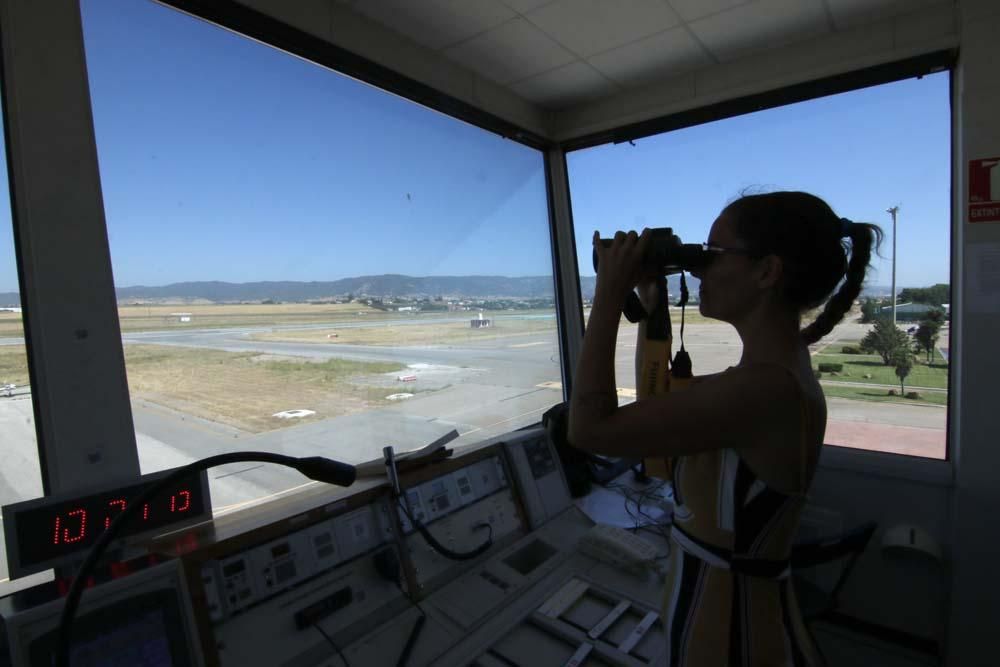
<box><xmin>170</xmin><ymin>490</ymin><xmax>191</xmax><ymax>513</ymax></box>
<box><xmin>104</xmin><ymin>498</ymin><xmax>127</xmax><ymax>530</ymax></box>
<box><xmin>62</xmin><ymin>509</ymin><xmax>87</xmax><ymax>543</ymax></box>
<box><xmin>143</xmin><ymin>502</ymin><xmax>150</xmax><ymax>521</ymax></box>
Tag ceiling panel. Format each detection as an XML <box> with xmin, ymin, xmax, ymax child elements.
<box><xmin>510</xmin><ymin>61</ymin><xmax>618</xmax><ymax>108</ymax></box>
<box><xmin>588</xmin><ymin>26</ymin><xmax>712</xmax><ymax>87</ymax></box>
<box><xmin>665</xmin><ymin>0</ymin><xmax>754</xmax><ymax>23</ymax></box>
<box><xmin>824</xmin><ymin>0</ymin><xmax>946</xmax><ymax>30</ymax></box>
<box><xmin>443</xmin><ymin>17</ymin><xmax>577</xmax><ymax>84</ymax></box>
<box><xmin>689</xmin><ymin>0</ymin><xmax>830</xmax><ymax>61</ymax></box>
<box><xmin>323</xmin><ymin>0</ymin><xmax>952</xmax><ymax>114</ymax></box>
<box><xmin>499</xmin><ymin>0</ymin><xmax>558</xmax><ymax>12</ymax></box>
<box><xmin>525</xmin><ymin>0</ymin><xmax>681</xmax><ymax>58</ymax></box>
<box><xmin>354</xmin><ymin>0</ymin><xmax>516</xmax><ymax>51</ymax></box>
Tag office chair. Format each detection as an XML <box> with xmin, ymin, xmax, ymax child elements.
<box><xmin>791</xmin><ymin>520</ymin><xmax>878</xmax><ymax>622</ymax></box>
<box><xmin>791</xmin><ymin>520</ymin><xmax>943</xmax><ymax>659</ymax></box>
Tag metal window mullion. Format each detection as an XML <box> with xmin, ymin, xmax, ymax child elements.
<box><xmin>545</xmin><ymin>148</ymin><xmax>584</xmax><ymax>400</ymax></box>
<box><xmin>0</xmin><ymin>0</ymin><xmax>139</xmax><ymax>494</ymax></box>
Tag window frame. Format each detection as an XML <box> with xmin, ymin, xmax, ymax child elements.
<box><xmin>560</xmin><ymin>54</ymin><xmax>958</xmax><ymax>477</ymax></box>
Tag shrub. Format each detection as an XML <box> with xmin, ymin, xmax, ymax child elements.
<box><xmin>814</xmin><ymin>370</ymin><xmax>822</xmax><ymax>379</ymax></box>
<box><xmin>905</xmin><ymin>391</ymin><xmax>922</xmax><ymax>400</ymax></box>
<box><xmin>841</xmin><ymin>346</ymin><xmax>861</xmax><ymax>354</ymax></box>
<box><xmin>818</xmin><ymin>363</ymin><xmax>843</xmax><ymax>373</ymax></box>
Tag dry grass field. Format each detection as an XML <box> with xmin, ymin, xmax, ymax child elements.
<box><xmin>0</xmin><ymin>312</ymin><xmax>22</xmax><ymax>339</ymax></box>
<box><xmin>115</xmin><ymin>302</ymin><xmax>389</xmax><ymax>331</ymax></box>
<box><xmin>123</xmin><ymin>344</ymin><xmax>405</xmax><ymax>433</ymax></box>
<box><xmin>251</xmin><ymin>317</ymin><xmax>559</xmax><ymax>346</ymax></box>
<box><xmin>0</xmin><ymin>345</ymin><xmax>30</xmax><ymax>385</ymax></box>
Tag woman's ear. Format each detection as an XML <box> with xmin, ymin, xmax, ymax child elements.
<box><xmin>755</xmin><ymin>254</ymin><xmax>783</xmax><ymax>290</ymax></box>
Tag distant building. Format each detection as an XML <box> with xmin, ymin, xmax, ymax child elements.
<box><xmin>471</xmin><ymin>312</ymin><xmax>491</xmax><ymax>328</ymax></box>
<box><xmin>170</xmin><ymin>312</ymin><xmax>192</xmax><ymax>323</ymax></box>
<box><xmin>0</xmin><ymin>307</ymin><xmax>22</xmax><ymax>313</ymax></box>
<box><xmin>879</xmin><ymin>302</ymin><xmax>947</xmax><ymax>322</ymax></box>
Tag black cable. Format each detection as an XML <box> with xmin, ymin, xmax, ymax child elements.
<box><xmin>395</xmin><ymin>613</ymin><xmax>426</xmax><ymax>667</ymax></box>
<box><xmin>606</xmin><ymin>482</ymin><xmax>672</xmax><ymax>555</ymax></box>
<box><xmin>55</xmin><ymin>452</ymin><xmax>356</xmax><ymax>667</ymax></box>
<box><xmin>314</xmin><ymin>622</ymin><xmax>351</xmax><ymax>667</ymax></box>
<box><xmin>396</xmin><ymin>498</ymin><xmax>493</xmax><ymax>561</ymax></box>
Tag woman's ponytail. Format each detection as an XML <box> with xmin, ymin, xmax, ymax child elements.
<box><xmin>800</xmin><ymin>221</ymin><xmax>884</xmax><ymax>345</ymax></box>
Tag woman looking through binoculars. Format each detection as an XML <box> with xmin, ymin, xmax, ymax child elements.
<box><xmin>568</xmin><ymin>191</ymin><xmax>882</xmax><ymax>666</ymax></box>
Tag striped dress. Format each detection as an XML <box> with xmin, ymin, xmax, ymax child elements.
<box><xmin>661</xmin><ymin>447</ymin><xmax>825</xmax><ymax>666</ymax></box>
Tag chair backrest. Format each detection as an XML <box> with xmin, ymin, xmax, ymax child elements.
<box><xmin>791</xmin><ymin>521</ymin><xmax>877</xmax><ymax>604</ymax></box>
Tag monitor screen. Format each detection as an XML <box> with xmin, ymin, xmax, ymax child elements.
<box><xmin>28</xmin><ymin>589</ymin><xmax>196</xmax><ymax>667</ymax></box>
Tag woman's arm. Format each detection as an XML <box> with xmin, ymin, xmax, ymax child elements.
<box><xmin>570</xmin><ymin>362</ymin><xmax>801</xmax><ymax>459</ymax></box>
<box><xmin>568</xmin><ymin>230</ymin><xmax>648</xmax><ymax>448</ymax></box>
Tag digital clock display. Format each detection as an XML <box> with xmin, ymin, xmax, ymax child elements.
<box><xmin>2</xmin><ymin>468</ymin><xmax>209</xmax><ymax>578</ymax></box>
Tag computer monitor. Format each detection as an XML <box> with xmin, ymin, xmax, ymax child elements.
<box><xmin>4</xmin><ymin>560</ymin><xmax>202</xmax><ymax>667</ymax></box>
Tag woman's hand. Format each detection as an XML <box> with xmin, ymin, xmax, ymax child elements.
<box><xmin>593</xmin><ymin>228</ymin><xmax>652</xmax><ymax>307</ymax></box>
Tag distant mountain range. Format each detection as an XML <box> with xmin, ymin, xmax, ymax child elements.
<box><xmin>0</xmin><ymin>276</ymin><xmax>904</xmax><ymax>307</ymax></box>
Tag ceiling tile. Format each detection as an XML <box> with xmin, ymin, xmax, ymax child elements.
<box><xmin>510</xmin><ymin>61</ymin><xmax>618</xmax><ymax>109</ymax></box>
<box><xmin>526</xmin><ymin>0</ymin><xmax>680</xmax><ymax>58</ymax></box>
<box><xmin>588</xmin><ymin>26</ymin><xmax>711</xmax><ymax>86</ymax></box>
<box><xmin>824</xmin><ymin>0</ymin><xmax>946</xmax><ymax>30</ymax></box>
<box><xmin>499</xmin><ymin>0</ymin><xmax>557</xmax><ymax>12</ymax></box>
<box><xmin>354</xmin><ymin>0</ymin><xmax>516</xmax><ymax>51</ymax></box>
<box><xmin>443</xmin><ymin>17</ymin><xmax>577</xmax><ymax>84</ymax></box>
<box><xmin>689</xmin><ymin>0</ymin><xmax>829</xmax><ymax>62</ymax></box>
<box><xmin>666</xmin><ymin>0</ymin><xmax>754</xmax><ymax>23</ymax></box>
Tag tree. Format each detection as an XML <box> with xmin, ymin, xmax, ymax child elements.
<box><xmin>913</xmin><ymin>322</ymin><xmax>940</xmax><ymax>363</ymax></box>
<box><xmin>925</xmin><ymin>307</ymin><xmax>946</xmax><ymax>325</ymax></box>
<box><xmin>860</xmin><ymin>298</ymin><xmax>880</xmax><ymax>323</ymax></box>
<box><xmin>860</xmin><ymin>318</ymin><xmax>910</xmax><ymax>365</ymax></box>
<box><xmin>892</xmin><ymin>345</ymin><xmax>915</xmax><ymax>394</ymax></box>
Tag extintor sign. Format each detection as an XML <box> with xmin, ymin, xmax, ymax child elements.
<box><xmin>969</xmin><ymin>157</ymin><xmax>1000</xmax><ymax>223</ymax></box>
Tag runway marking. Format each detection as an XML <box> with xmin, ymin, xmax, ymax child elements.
<box><xmin>509</xmin><ymin>341</ymin><xmax>547</xmax><ymax>348</ymax></box>
<box><xmin>535</xmin><ymin>381</ymin><xmax>636</xmax><ymax>398</ymax></box>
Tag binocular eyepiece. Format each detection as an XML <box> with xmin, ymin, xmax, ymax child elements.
<box><xmin>592</xmin><ymin>227</ymin><xmax>710</xmax><ymax>275</ymax></box>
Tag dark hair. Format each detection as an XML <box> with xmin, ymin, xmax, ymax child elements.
<box><xmin>722</xmin><ymin>191</ymin><xmax>884</xmax><ymax>345</ymax></box>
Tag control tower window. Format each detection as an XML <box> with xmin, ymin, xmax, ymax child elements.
<box><xmin>79</xmin><ymin>0</ymin><xmax>557</xmax><ymax>512</ymax></box>
<box><xmin>567</xmin><ymin>72</ymin><xmax>951</xmax><ymax>461</ymax></box>
<box><xmin>0</xmin><ymin>93</ymin><xmax>45</xmax><ymax>588</ymax></box>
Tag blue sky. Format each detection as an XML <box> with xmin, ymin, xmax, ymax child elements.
<box><xmin>0</xmin><ymin>0</ymin><xmax>950</xmax><ymax>295</ymax></box>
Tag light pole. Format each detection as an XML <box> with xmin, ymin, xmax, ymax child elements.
<box><xmin>886</xmin><ymin>206</ymin><xmax>899</xmax><ymax>326</ymax></box>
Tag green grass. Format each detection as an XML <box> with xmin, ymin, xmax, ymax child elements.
<box><xmin>813</xmin><ymin>348</ymin><xmax>949</xmax><ymax>389</ymax></box>
<box><xmin>821</xmin><ymin>383</ymin><xmax>948</xmax><ymax>406</ymax></box>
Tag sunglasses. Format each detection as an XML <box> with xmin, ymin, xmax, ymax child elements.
<box><xmin>701</xmin><ymin>242</ymin><xmax>754</xmax><ymax>262</ymax></box>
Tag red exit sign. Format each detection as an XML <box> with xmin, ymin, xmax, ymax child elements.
<box><xmin>969</xmin><ymin>157</ymin><xmax>1000</xmax><ymax>223</ymax></box>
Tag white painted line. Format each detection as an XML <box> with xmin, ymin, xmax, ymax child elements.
<box><xmin>509</xmin><ymin>341</ymin><xmax>546</xmax><ymax>348</ymax></box>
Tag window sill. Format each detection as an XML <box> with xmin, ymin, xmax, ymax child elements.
<box><xmin>817</xmin><ymin>444</ymin><xmax>953</xmax><ymax>486</ymax></box>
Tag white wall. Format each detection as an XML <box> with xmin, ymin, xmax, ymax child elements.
<box><xmin>948</xmin><ymin>0</ymin><xmax>1000</xmax><ymax>663</ymax></box>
